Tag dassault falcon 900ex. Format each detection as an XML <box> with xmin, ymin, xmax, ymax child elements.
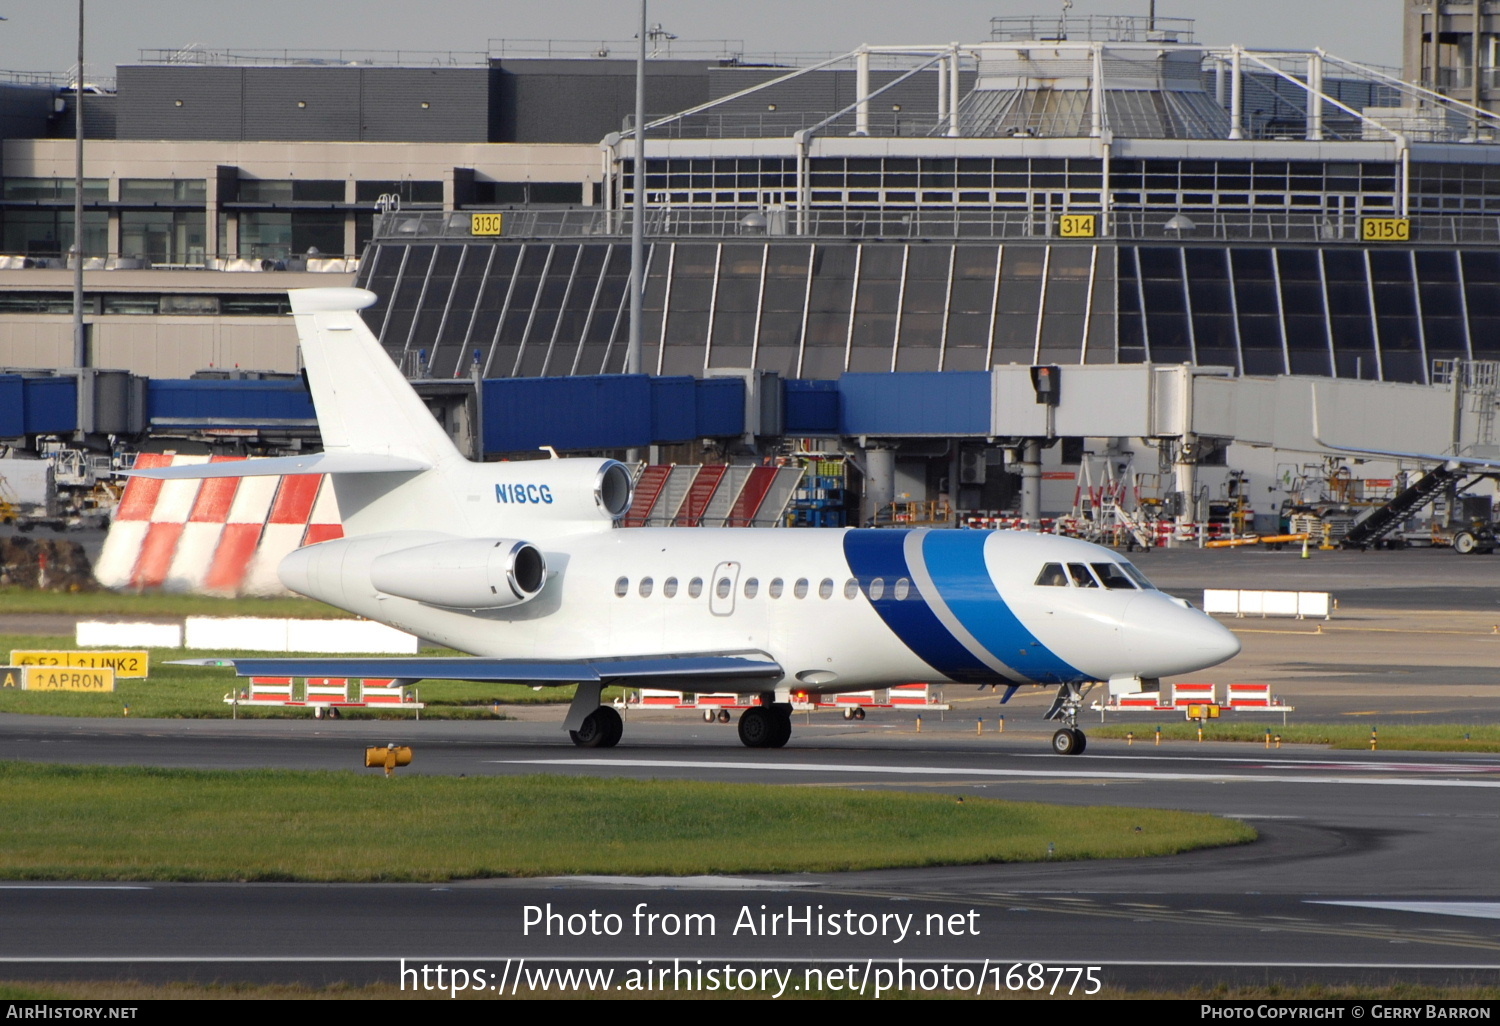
<box><xmin>133</xmin><ymin>287</ymin><xmax>1240</xmax><ymax>755</ymax></box>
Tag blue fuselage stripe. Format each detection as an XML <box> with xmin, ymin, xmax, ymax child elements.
<box><xmin>841</xmin><ymin>530</ymin><xmax>999</xmax><ymax>684</ymax></box>
<box><xmin>920</xmin><ymin>531</ymin><xmax>1083</xmax><ymax>684</ymax></box>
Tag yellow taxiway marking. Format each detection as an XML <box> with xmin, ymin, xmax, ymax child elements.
<box><xmin>1341</xmin><ymin>710</ymin><xmax>1447</xmax><ymax>717</ymax></box>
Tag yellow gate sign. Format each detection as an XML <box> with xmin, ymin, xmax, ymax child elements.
<box><xmin>1361</xmin><ymin>217</ymin><xmax>1410</xmax><ymax>242</ymax></box>
<box><xmin>11</xmin><ymin>650</ymin><xmax>149</xmax><ymax>678</ymax></box>
<box><xmin>1059</xmin><ymin>213</ymin><xmax>1097</xmax><ymax>238</ymax></box>
<box><xmin>470</xmin><ymin>212</ymin><xmax>504</xmax><ymax>236</ymax></box>
<box><xmin>22</xmin><ymin>666</ymin><xmax>116</xmax><ymax>692</ymax></box>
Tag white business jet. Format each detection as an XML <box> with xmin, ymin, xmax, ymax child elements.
<box><xmin>135</xmin><ymin>288</ymin><xmax>1240</xmax><ymax>755</ymax></box>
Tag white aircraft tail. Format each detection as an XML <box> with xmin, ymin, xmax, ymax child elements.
<box><xmin>285</xmin><ymin>288</ymin><xmax>476</xmax><ymax>537</ymax></box>
<box><xmin>130</xmin><ymin>288</ymin><xmax>629</xmax><ymax>540</ymax></box>
<box><xmin>288</xmin><ymin>288</ymin><xmax>462</xmax><ymax>469</ymax></box>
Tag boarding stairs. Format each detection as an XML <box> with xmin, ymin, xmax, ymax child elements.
<box><xmin>1341</xmin><ymin>465</ymin><xmax>1469</xmax><ymax>548</ymax></box>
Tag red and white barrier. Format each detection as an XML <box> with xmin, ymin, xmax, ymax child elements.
<box><xmin>226</xmin><ymin>676</ymin><xmax>422</xmax><ymax>712</ymax></box>
<box><xmin>96</xmin><ymin>454</ymin><xmax>343</xmax><ymax>597</ymax></box>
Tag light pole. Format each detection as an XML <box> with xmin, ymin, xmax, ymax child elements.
<box><xmin>72</xmin><ymin>0</ymin><xmax>86</xmax><ymax>369</ymax></box>
<box><xmin>627</xmin><ymin>0</ymin><xmax>645</xmax><ymax>378</ymax></box>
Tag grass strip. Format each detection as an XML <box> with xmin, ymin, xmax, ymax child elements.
<box><xmin>0</xmin><ymin>587</ymin><xmax>345</xmax><ymax>619</ymax></box>
<box><xmin>1091</xmin><ymin>721</ymin><xmax>1500</xmax><ymax>752</ymax></box>
<box><xmin>0</xmin><ymin>762</ymin><xmax>1253</xmax><ymax>881</ymax></box>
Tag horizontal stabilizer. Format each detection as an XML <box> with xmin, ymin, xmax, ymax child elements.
<box><xmin>221</xmin><ymin>652</ymin><xmax>783</xmax><ymax>685</ymax></box>
<box><xmin>125</xmin><ymin>453</ymin><xmax>431</xmax><ymax>480</ymax></box>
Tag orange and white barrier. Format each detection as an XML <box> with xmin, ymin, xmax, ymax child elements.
<box><xmin>95</xmin><ymin>454</ymin><xmax>343</xmax><ymax>598</ymax></box>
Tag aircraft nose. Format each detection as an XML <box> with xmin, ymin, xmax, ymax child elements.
<box><xmin>1122</xmin><ymin>595</ymin><xmax>1241</xmax><ymax>676</ymax></box>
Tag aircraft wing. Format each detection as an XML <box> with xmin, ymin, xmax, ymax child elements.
<box><xmin>212</xmin><ymin>653</ymin><xmax>784</xmax><ymax>687</ymax></box>
<box><xmin>125</xmin><ymin>453</ymin><xmax>431</xmax><ymax>479</ymax></box>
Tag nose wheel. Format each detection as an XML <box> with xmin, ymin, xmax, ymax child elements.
<box><xmin>1044</xmin><ymin>682</ymin><xmax>1093</xmax><ymax>756</ymax></box>
<box><xmin>1051</xmin><ymin>728</ymin><xmax>1087</xmax><ymax>755</ymax></box>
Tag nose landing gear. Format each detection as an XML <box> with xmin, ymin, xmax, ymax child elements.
<box><xmin>1044</xmin><ymin>682</ymin><xmax>1093</xmax><ymax>756</ymax></box>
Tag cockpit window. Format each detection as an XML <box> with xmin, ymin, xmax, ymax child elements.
<box><xmin>1067</xmin><ymin>563</ymin><xmax>1100</xmax><ymax>588</ymax></box>
<box><xmin>1090</xmin><ymin>562</ymin><xmax>1137</xmax><ymax>590</ymax></box>
<box><xmin>1119</xmin><ymin>561</ymin><xmax>1158</xmax><ymax>590</ymax></box>
<box><xmin>1035</xmin><ymin>563</ymin><xmax>1068</xmax><ymax>587</ymax></box>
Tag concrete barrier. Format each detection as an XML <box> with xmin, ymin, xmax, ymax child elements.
<box><xmin>1203</xmin><ymin>589</ymin><xmax>1332</xmax><ymax>620</ymax></box>
<box><xmin>76</xmin><ymin>622</ymin><xmax>183</xmax><ymax>648</ymax></box>
<box><xmin>185</xmin><ymin>617</ymin><xmax>418</xmax><ymax>653</ymax></box>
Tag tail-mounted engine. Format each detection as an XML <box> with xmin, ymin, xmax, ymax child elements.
<box><xmin>369</xmin><ymin>538</ymin><xmax>547</xmax><ymax>609</ymax></box>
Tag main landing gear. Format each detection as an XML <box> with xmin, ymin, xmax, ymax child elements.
<box><xmin>1044</xmin><ymin>682</ymin><xmax>1092</xmax><ymax>756</ymax></box>
<box><xmin>737</xmin><ymin>703</ymin><xmax>792</xmax><ymax>749</ymax></box>
<box><xmin>565</xmin><ymin>682</ymin><xmax>622</xmax><ymax>748</ymax></box>
<box><xmin>569</xmin><ymin>705</ymin><xmax>623</xmax><ymax>748</ymax></box>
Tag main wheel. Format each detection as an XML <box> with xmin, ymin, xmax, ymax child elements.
<box><xmin>767</xmin><ymin>705</ymin><xmax>793</xmax><ymax>748</ymax></box>
<box><xmin>1051</xmin><ymin>728</ymin><xmax>1084</xmax><ymax>756</ymax></box>
<box><xmin>738</xmin><ymin>707</ymin><xmax>777</xmax><ymax>748</ymax></box>
<box><xmin>569</xmin><ymin>706</ymin><xmax>623</xmax><ymax>748</ymax></box>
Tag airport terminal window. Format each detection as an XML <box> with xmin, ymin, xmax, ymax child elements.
<box><xmin>689</xmin><ymin>577</ymin><xmax>704</xmax><ymax>598</ymax></box>
<box><xmin>638</xmin><ymin>577</ymin><xmax>654</xmax><ymax>598</ymax></box>
<box><xmin>1090</xmin><ymin>563</ymin><xmax>1137</xmax><ymax>590</ymax></box>
<box><xmin>1067</xmin><ymin>564</ymin><xmax>1100</xmax><ymax>588</ymax></box>
<box><xmin>743</xmin><ymin>578</ymin><xmax>759</xmax><ymax>599</ymax></box>
<box><xmin>1035</xmin><ymin>563</ymin><xmax>1068</xmax><ymax>587</ymax></box>
<box><xmin>663</xmin><ymin>577</ymin><xmax>678</xmax><ymax>598</ymax></box>
<box><xmin>794</xmin><ymin>578</ymin><xmax>809</xmax><ymax>599</ymax></box>
<box><xmin>120</xmin><ymin>179</ymin><xmax>206</xmax><ymax>203</ymax></box>
<box><xmin>356</xmin><ymin>180</ymin><xmax>443</xmax><ymax>205</ymax></box>
<box><xmin>614</xmin><ymin>576</ymin><xmax>629</xmax><ymax>597</ymax></box>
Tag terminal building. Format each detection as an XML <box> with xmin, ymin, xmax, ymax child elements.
<box><xmin>2</xmin><ymin>13</ymin><xmax>1500</xmax><ymax>529</ymax></box>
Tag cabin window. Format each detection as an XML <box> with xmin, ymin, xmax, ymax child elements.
<box><xmin>894</xmin><ymin>577</ymin><xmax>911</xmax><ymax>600</ymax></box>
<box><xmin>819</xmin><ymin>578</ymin><xmax>835</xmax><ymax>599</ymax></box>
<box><xmin>663</xmin><ymin>577</ymin><xmax>679</xmax><ymax>598</ymax></box>
<box><xmin>1091</xmin><ymin>563</ymin><xmax>1137</xmax><ymax>590</ymax></box>
<box><xmin>1035</xmin><ymin>563</ymin><xmax>1068</xmax><ymax>587</ymax></box>
<box><xmin>1067</xmin><ymin>563</ymin><xmax>1100</xmax><ymax>588</ymax></box>
<box><xmin>794</xmin><ymin>578</ymin><xmax>809</xmax><ymax>599</ymax></box>
<box><xmin>868</xmin><ymin>577</ymin><xmax>886</xmax><ymax>601</ymax></box>
<box><xmin>689</xmin><ymin>577</ymin><xmax>704</xmax><ymax>598</ymax></box>
<box><xmin>638</xmin><ymin>577</ymin><xmax>654</xmax><ymax>598</ymax></box>
<box><xmin>614</xmin><ymin>576</ymin><xmax>629</xmax><ymax>597</ymax></box>
<box><xmin>716</xmin><ymin>577</ymin><xmax>733</xmax><ymax>599</ymax></box>
<box><xmin>744</xmin><ymin>577</ymin><xmax>760</xmax><ymax>599</ymax></box>
<box><xmin>844</xmin><ymin>578</ymin><xmax>860</xmax><ymax>600</ymax></box>
<box><xmin>769</xmin><ymin>578</ymin><xmax>784</xmax><ymax>599</ymax></box>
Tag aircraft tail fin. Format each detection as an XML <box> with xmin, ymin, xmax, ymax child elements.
<box><xmin>288</xmin><ymin>288</ymin><xmax>464</xmax><ymax>469</ymax></box>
